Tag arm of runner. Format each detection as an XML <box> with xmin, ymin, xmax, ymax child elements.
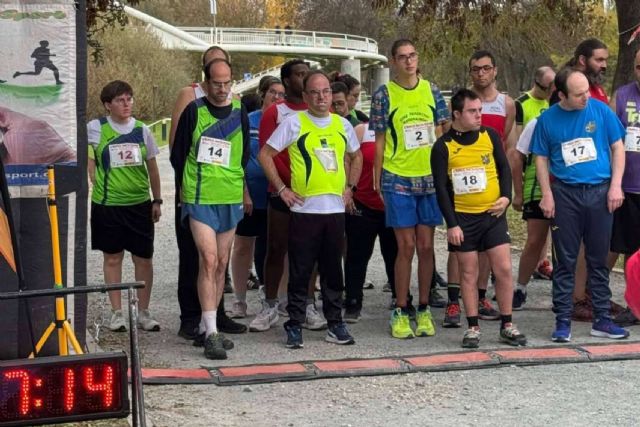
<box><xmin>487</xmin><ymin>128</ymin><xmax>512</xmax><ymax>217</ymax></box>
<box><xmin>169</xmin><ymin>86</ymin><xmax>196</xmax><ymax>150</ymax></box>
<box><xmin>608</xmin><ymin>139</ymin><xmax>625</xmax><ymax>213</ymax></box>
<box><xmin>431</xmin><ymin>139</ymin><xmax>464</xmax><ymax>246</ymax></box>
<box><xmin>535</xmin><ymin>155</ymin><xmax>554</xmax><ymax>218</ymax></box>
<box><xmin>169</xmin><ymin>103</ymin><xmax>197</xmax><ymax>190</ymax></box>
<box><xmin>258</xmin><ymin>144</ymin><xmax>303</xmax><ymax>208</ymax></box>
<box><xmin>146</xmin><ymin>157</ymin><xmax>162</xmax><ymax>222</ymax></box>
<box><xmin>373</xmin><ymin>131</ymin><xmax>385</xmax><ymax>194</ymax></box>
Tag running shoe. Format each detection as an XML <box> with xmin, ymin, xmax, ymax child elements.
<box><xmin>204</xmin><ymin>333</ymin><xmax>227</xmax><ymax>360</ymax></box>
<box><xmin>434</xmin><ymin>271</ymin><xmax>448</xmax><ymax>288</ymax></box>
<box><xmin>614</xmin><ymin>308</ymin><xmax>640</xmax><ymax>327</ymax></box>
<box><xmin>500</xmin><ymin>323</ymin><xmax>527</xmax><ymax>346</ymax></box>
<box><xmin>551</xmin><ymin>319</ymin><xmax>571</xmax><ymax>342</ymax></box>
<box><xmin>462</xmin><ymin>327</ymin><xmax>481</xmax><ymax>348</ymax></box>
<box><xmin>284</xmin><ymin>323</ymin><xmax>304</xmax><ymax>349</ymax></box>
<box><xmin>591</xmin><ymin>318</ymin><xmax>630</xmax><ymax>339</ymax></box>
<box><xmin>228</xmin><ymin>301</ymin><xmax>247</xmax><ymax>319</ymax></box>
<box><xmin>478</xmin><ymin>297</ymin><xmax>500</xmax><ymax>320</ymax></box>
<box><xmin>108</xmin><ymin>310</ymin><xmax>127</xmax><ymax>332</ymax></box>
<box><xmin>429</xmin><ymin>288</ymin><xmax>446</xmax><ymax>308</ymax></box>
<box><xmin>415</xmin><ymin>307</ymin><xmax>436</xmax><ymax>337</ymax></box>
<box><xmin>390</xmin><ymin>308</ymin><xmax>415</xmax><ymax>339</ymax></box>
<box><xmin>512</xmin><ymin>289</ymin><xmax>527</xmax><ymax>311</ymax></box>
<box><xmin>218</xmin><ymin>314</ymin><xmax>248</xmax><ymax>334</ymax></box>
<box><xmin>326</xmin><ymin>322</ymin><xmax>355</xmax><ymax>345</ymax></box>
<box><xmin>193</xmin><ymin>332</ymin><xmax>234</xmax><ymax>350</ymax></box>
<box><xmin>382</xmin><ymin>282</ymin><xmax>392</xmax><ymax>293</ymax></box>
<box><xmin>443</xmin><ymin>302</ymin><xmax>462</xmax><ymax>328</ymax></box>
<box><xmin>344</xmin><ymin>305</ymin><xmax>361</xmax><ymax>324</ymax></box>
<box><xmin>249</xmin><ymin>301</ymin><xmax>279</xmax><ymax>332</ymax></box>
<box><xmin>533</xmin><ymin>259</ymin><xmax>553</xmax><ymax>280</ymax></box>
<box><xmin>302</xmin><ymin>304</ymin><xmax>327</xmax><ymax>330</ymax></box>
<box><xmin>137</xmin><ymin>309</ymin><xmax>160</xmax><ymax>331</ymax></box>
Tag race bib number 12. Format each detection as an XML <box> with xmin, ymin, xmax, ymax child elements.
<box><xmin>109</xmin><ymin>143</ymin><xmax>142</xmax><ymax>168</ymax></box>
<box><xmin>197</xmin><ymin>137</ymin><xmax>231</xmax><ymax>167</ymax></box>
<box><xmin>561</xmin><ymin>138</ymin><xmax>597</xmax><ymax>166</ymax></box>
<box><xmin>403</xmin><ymin>122</ymin><xmax>436</xmax><ymax>150</ymax></box>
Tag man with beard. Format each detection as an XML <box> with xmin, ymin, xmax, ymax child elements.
<box><xmin>566</xmin><ymin>38</ymin><xmax>609</xmax><ymax>104</ymax></box>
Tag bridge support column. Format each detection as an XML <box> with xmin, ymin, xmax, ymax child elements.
<box><xmin>372</xmin><ymin>66</ymin><xmax>389</xmax><ymax>92</ymax></box>
<box><xmin>340</xmin><ymin>58</ymin><xmax>361</xmax><ymax>82</ymax></box>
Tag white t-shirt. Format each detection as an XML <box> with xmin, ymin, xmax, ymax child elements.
<box><xmin>267</xmin><ymin>111</ymin><xmax>360</xmax><ymax>214</ymax></box>
<box><xmin>516</xmin><ymin>118</ymin><xmax>537</xmax><ymax>155</ymax></box>
<box><xmin>87</xmin><ymin>116</ymin><xmax>159</xmax><ymax>160</ymax></box>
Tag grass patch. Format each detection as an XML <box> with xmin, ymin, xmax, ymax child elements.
<box><xmin>506</xmin><ymin>206</ymin><xmax>527</xmax><ymax>250</ymax></box>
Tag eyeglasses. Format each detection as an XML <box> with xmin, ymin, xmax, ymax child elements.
<box><xmin>111</xmin><ymin>96</ymin><xmax>133</xmax><ymax>105</ymax></box>
<box><xmin>267</xmin><ymin>88</ymin><xmax>285</xmax><ymax>98</ymax></box>
<box><xmin>395</xmin><ymin>52</ymin><xmax>418</xmax><ymax>63</ymax></box>
<box><xmin>535</xmin><ymin>80</ymin><xmax>552</xmax><ymax>91</ymax></box>
<box><xmin>209</xmin><ymin>80</ymin><xmax>232</xmax><ymax>89</ymax></box>
<box><xmin>470</xmin><ymin>65</ymin><xmax>494</xmax><ymax>75</ymax></box>
<box><xmin>306</xmin><ymin>88</ymin><xmax>332</xmax><ymax>97</ymax></box>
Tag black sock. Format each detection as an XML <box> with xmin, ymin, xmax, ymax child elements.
<box><xmin>418</xmin><ymin>304</ymin><xmax>428</xmax><ymax>311</ymax></box>
<box><xmin>501</xmin><ymin>314</ymin><xmax>512</xmax><ymax>329</ymax></box>
<box><xmin>478</xmin><ymin>289</ymin><xmax>487</xmax><ymax>300</ymax></box>
<box><xmin>447</xmin><ymin>283</ymin><xmax>460</xmax><ymax>303</ymax></box>
<box><xmin>467</xmin><ymin>316</ymin><xmax>479</xmax><ymax>328</ymax></box>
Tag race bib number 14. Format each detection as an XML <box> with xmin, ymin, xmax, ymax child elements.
<box><xmin>197</xmin><ymin>137</ymin><xmax>231</xmax><ymax>167</ymax></box>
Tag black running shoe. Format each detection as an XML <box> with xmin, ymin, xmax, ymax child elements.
<box><xmin>218</xmin><ymin>315</ymin><xmax>248</xmax><ymax>334</ymax></box>
<box><xmin>204</xmin><ymin>333</ymin><xmax>227</xmax><ymax>360</ymax></box>
<box><xmin>326</xmin><ymin>322</ymin><xmax>355</xmax><ymax>345</ymax></box>
<box><xmin>284</xmin><ymin>323</ymin><xmax>304</xmax><ymax>349</ymax></box>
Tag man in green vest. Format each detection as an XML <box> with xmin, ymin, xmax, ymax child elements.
<box><xmin>259</xmin><ymin>70</ymin><xmax>363</xmax><ymax>349</ymax></box>
<box><xmin>171</xmin><ymin>58</ymin><xmax>250</xmax><ymax>360</ymax></box>
<box><xmin>510</xmin><ymin>66</ymin><xmax>556</xmax><ymax>310</ymax></box>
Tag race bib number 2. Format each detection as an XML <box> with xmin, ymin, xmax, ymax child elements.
<box><xmin>561</xmin><ymin>138</ymin><xmax>597</xmax><ymax>166</ymax></box>
<box><xmin>197</xmin><ymin>136</ymin><xmax>231</xmax><ymax>167</ymax></box>
<box><xmin>403</xmin><ymin>122</ymin><xmax>436</xmax><ymax>150</ymax></box>
<box><xmin>109</xmin><ymin>143</ymin><xmax>142</xmax><ymax>168</ymax></box>
<box><xmin>452</xmin><ymin>167</ymin><xmax>487</xmax><ymax>195</ymax></box>
<box><xmin>624</xmin><ymin>127</ymin><xmax>640</xmax><ymax>152</ymax></box>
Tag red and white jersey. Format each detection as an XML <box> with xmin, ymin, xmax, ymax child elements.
<box><xmin>481</xmin><ymin>92</ymin><xmax>507</xmax><ymax>143</ymax></box>
<box><xmin>275</xmin><ymin>101</ymin><xmax>304</xmax><ymax>125</ymax></box>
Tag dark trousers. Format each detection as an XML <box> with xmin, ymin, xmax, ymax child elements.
<box><xmin>287</xmin><ymin>212</ymin><xmax>345</xmax><ymax>327</ymax></box>
<box><xmin>345</xmin><ymin>201</ymin><xmax>397</xmax><ymax>309</ymax></box>
<box><xmin>551</xmin><ymin>181</ymin><xmax>613</xmax><ymax>321</ymax></box>
<box><xmin>175</xmin><ymin>197</ymin><xmax>228</xmax><ymax>325</ymax></box>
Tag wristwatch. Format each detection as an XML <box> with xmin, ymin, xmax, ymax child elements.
<box><xmin>348</xmin><ymin>184</ymin><xmax>358</xmax><ymax>193</ymax></box>
<box><xmin>152</xmin><ymin>199</ymin><xmax>163</xmax><ymax>205</ymax></box>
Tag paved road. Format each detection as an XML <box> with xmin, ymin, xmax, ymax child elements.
<box><xmin>87</xmin><ymin>148</ymin><xmax>640</xmax><ymax>426</ymax></box>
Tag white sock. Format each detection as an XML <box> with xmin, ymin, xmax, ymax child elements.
<box><xmin>202</xmin><ymin>310</ymin><xmax>217</xmax><ymax>337</ymax></box>
<box><xmin>516</xmin><ymin>283</ymin><xmax>527</xmax><ymax>293</ymax></box>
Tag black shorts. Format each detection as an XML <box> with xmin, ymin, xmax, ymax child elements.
<box><xmin>268</xmin><ymin>192</ymin><xmax>290</xmax><ymax>213</ymax></box>
<box><xmin>448</xmin><ymin>212</ymin><xmax>510</xmax><ymax>253</ymax></box>
<box><xmin>235</xmin><ymin>208</ymin><xmax>267</xmax><ymax>237</ymax></box>
<box><xmin>611</xmin><ymin>192</ymin><xmax>640</xmax><ymax>255</ymax></box>
<box><xmin>522</xmin><ymin>200</ymin><xmax>547</xmax><ymax>221</ymax></box>
<box><xmin>91</xmin><ymin>201</ymin><xmax>154</xmax><ymax>258</ymax></box>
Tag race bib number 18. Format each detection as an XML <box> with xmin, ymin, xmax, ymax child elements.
<box><xmin>561</xmin><ymin>138</ymin><xmax>597</xmax><ymax>166</ymax></box>
<box><xmin>197</xmin><ymin>136</ymin><xmax>231</xmax><ymax>167</ymax></box>
<box><xmin>624</xmin><ymin>127</ymin><xmax>640</xmax><ymax>152</ymax></box>
<box><xmin>403</xmin><ymin>122</ymin><xmax>436</xmax><ymax>150</ymax></box>
<box><xmin>109</xmin><ymin>143</ymin><xmax>142</xmax><ymax>168</ymax></box>
<box><xmin>451</xmin><ymin>167</ymin><xmax>487</xmax><ymax>194</ymax></box>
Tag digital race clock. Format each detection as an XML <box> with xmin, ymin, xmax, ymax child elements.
<box><xmin>0</xmin><ymin>352</ymin><xmax>129</xmax><ymax>426</ymax></box>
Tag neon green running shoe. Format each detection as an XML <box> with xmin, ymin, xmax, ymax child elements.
<box><xmin>390</xmin><ymin>307</ymin><xmax>415</xmax><ymax>339</ymax></box>
<box><xmin>415</xmin><ymin>307</ymin><xmax>436</xmax><ymax>337</ymax></box>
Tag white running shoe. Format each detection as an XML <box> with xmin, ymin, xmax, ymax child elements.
<box><xmin>302</xmin><ymin>304</ymin><xmax>327</xmax><ymax>330</ymax></box>
<box><xmin>229</xmin><ymin>300</ymin><xmax>247</xmax><ymax>319</ymax></box>
<box><xmin>109</xmin><ymin>309</ymin><xmax>127</xmax><ymax>332</ymax></box>
<box><xmin>249</xmin><ymin>301</ymin><xmax>279</xmax><ymax>332</ymax></box>
<box><xmin>137</xmin><ymin>309</ymin><xmax>160</xmax><ymax>331</ymax></box>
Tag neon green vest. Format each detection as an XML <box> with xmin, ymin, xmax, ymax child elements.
<box><xmin>289</xmin><ymin>112</ymin><xmax>347</xmax><ymax>197</ymax></box>
<box><xmin>91</xmin><ymin>117</ymin><xmax>150</xmax><ymax>206</ymax></box>
<box><xmin>384</xmin><ymin>79</ymin><xmax>436</xmax><ymax>177</ymax></box>
<box><xmin>518</xmin><ymin>94</ymin><xmax>548</xmax><ymax>203</ymax></box>
<box><xmin>182</xmin><ymin>99</ymin><xmax>244</xmax><ymax>205</ymax></box>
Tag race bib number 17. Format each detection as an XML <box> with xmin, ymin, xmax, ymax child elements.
<box><xmin>561</xmin><ymin>138</ymin><xmax>597</xmax><ymax>166</ymax></box>
<box><xmin>197</xmin><ymin>136</ymin><xmax>231</xmax><ymax>167</ymax></box>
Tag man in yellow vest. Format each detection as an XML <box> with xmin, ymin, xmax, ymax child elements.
<box><xmin>259</xmin><ymin>70</ymin><xmax>363</xmax><ymax>348</ymax></box>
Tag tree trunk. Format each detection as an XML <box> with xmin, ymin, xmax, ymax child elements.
<box><xmin>613</xmin><ymin>0</ymin><xmax>640</xmax><ymax>91</ymax></box>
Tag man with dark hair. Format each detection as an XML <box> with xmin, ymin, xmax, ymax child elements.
<box><xmin>431</xmin><ymin>89</ymin><xmax>525</xmax><ymax>348</ymax></box>
<box><xmin>531</xmin><ymin>69</ymin><xmax>629</xmax><ymax>342</ymax></box>
<box><xmin>251</xmin><ymin>59</ymin><xmax>325</xmax><ymax>332</ymax></box>
<box><xmin>171</xmin><ymin>59</ymin><xmax>251</xmax><ymax>359</ymax></box>
<box><xmin>259</xmin><ymin>70</ymin><xmax>363</xmax><ymax>348</ymax></box>
<box><xmin>567</xmin><ymin>38</ymin><xmax>609</xmax><ymax>103</ymax></box>
<box><xmin>608</xmin><ymin>46</ymin><xmax>640</xmax><ymax>326</ymax></box>
<box><xmin>331</xmin><ymin>81</ymin><xmax>352</xmax><ymax>122</ymax></box>
<box><xmin>371</xmin><ymin>39</ymin><xmax>450</xmax><ymax>339</ymax></box>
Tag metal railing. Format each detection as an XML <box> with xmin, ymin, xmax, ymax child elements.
<box><xmin>178</xmin><ymin>27</ymin><xmax>380</xmax><ymax>54</ymax></box>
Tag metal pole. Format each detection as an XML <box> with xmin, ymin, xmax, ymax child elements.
<box><xmin>128</xmin><ymin>286</ymin><xmax>146</xmax><ymax>427</ymax></box>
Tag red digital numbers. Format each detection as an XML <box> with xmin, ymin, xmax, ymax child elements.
<box><xmin>83</xmin><ymin>365</ymin><xmax>114</xmax><ymax>408</ymax></box>
<box><xmin>64</xmin><ymin>368</ymin><xmax>75</xmax><ymax>412</ymax></box>
<box><xmin>3</xmin><ymin>369</ymin><xmax>30</xmax><ymax>415</ymax></box>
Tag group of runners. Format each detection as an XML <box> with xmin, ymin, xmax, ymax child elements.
<box><xmin>88</xmin><ymin>36</ymin><xmax>640</xmax><ymax>360</ymax></box>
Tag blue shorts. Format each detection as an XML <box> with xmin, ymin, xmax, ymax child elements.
<box><xmin>381</xmin><ymin>170</ymin><xmax>442</xmax><ymax>228</ymax></box>
<box><xmin>181</xmin><ymin>203</ymin><xmax>244</xmax><ymax>233</ymax></box>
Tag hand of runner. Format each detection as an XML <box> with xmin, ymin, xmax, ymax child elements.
<box><xmin>487</xmin><ymin>196</ymin><xmax>510</xmax><ymax>217</ymax></box>
<box><xmin>280</xmin><ymin>187</ymin><xmax>304</xmax><ymax>208</ymax></box>
<box><xmin>243</xmin><ymin>190</ymin><xmax>253</xmax><ymax>216</ymax></box>
<box><xmin>607</xmin><ymin>185</ymin><xmax>624</xmax><ymax>213</ymax></box>
<box><xmin>539</xmin><ymin>193</ymin><xmax>555</xmax><ymax>218</ymax></box>
<box><xmin>151</xmin><ymin>203</ymin><xmax>161</xmax><ymax>223</ymax></box>
<box><xmin>343</xmin><ymin>187</ymin><xmax>353</xmax><ymax>208</ymax></box>
<box><xmin>512</xmin><ymin>194</ymin><xmax>523</xmax><ymax>212</ymax></box>
<box><xmin>447</xmin><ymin>226</ymin><xmax>464</xmax><ymax>246</ymax></box>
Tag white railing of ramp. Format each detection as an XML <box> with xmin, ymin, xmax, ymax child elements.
<box><xmin>232</xmin><ymin>60</ymin><xmax>321</xmax><ymax>94</ymax></box>
<box><xmin>178</xmin><ymin>27</ymin><xmax>380</xmax><ymax>54</ymax></box>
